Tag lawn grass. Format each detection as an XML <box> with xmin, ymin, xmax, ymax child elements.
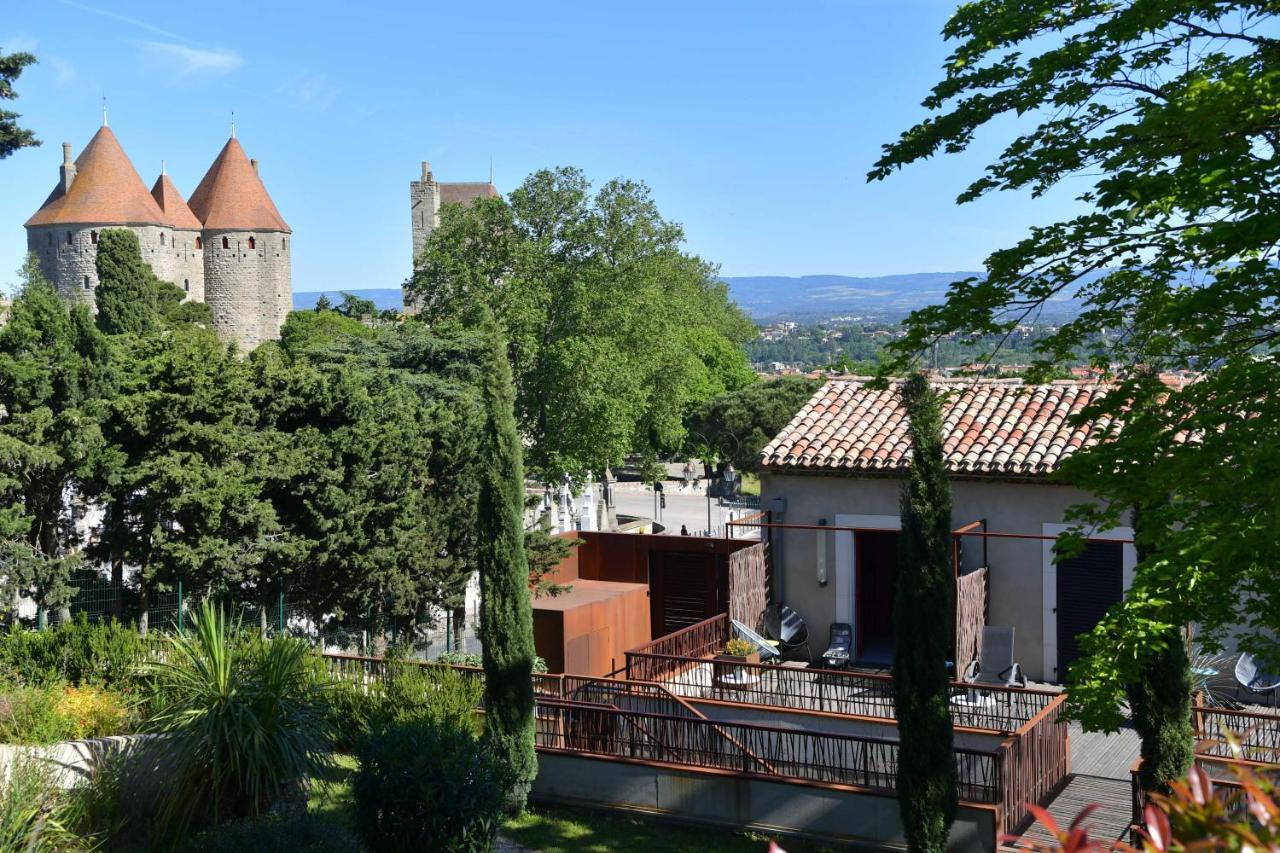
<box><xmin>504</xmin><ymin>804</ymin><xmax>834</xmax><ymax>853</ymax></box>
<box><xmin>308</xmin><ymin>755</ymin><xmax>834</xmax><ymax>853</ymax></box>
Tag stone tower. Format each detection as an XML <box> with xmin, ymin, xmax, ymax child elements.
<box><xmin>187</xmin><ymin>137</ymin><xmax>292</xmax><ymax>351</ymax></box>
<box><xmin>24</xmin><ymin>125</ymin><xmax>197</xmax><ymax>307</ymax></box>
<box><xmin>409</xmin><ymin>160</ymin><xmax>498</xmax><ymax>264</ymax></box>
<box><xmin>24</xmin><ymin>124</ymin><xmax>291</xmax><ymax>352</ymax></box>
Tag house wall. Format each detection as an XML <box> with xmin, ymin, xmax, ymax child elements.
<box><xmin>760</xmin><ymin>472</ymin><xmax>1128</xmax><ymax>682</ymax></box>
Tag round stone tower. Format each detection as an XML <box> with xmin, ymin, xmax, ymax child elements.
<box><xmin>24</xmin><ymin>126</ymin><xmax>172</xmax><ymax>307</ymax></box>
<box><xmin>149</xmin><ymin>166</ymin><xmax>205</xmax><ymax>302</ymax></box>
<box><xmin>187</xmin><ymin>136</ymin><xmax>292</xmax><ymax>351</ymax></box>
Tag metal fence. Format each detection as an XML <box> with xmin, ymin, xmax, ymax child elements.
<box><xmin>30</xmin><ymin>572</ymin><xmax>480</xmax><ymax>661</ymax></box>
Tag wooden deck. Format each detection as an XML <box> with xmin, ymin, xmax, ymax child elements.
<box><xmin>1008</xmin><ymin>720</ymin><xmax>1140</xmax><ymax>845</ymax></box>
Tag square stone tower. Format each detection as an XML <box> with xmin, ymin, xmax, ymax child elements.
<box><xmin>409</xmin><ymin>161</ymin><xmax>439</xmax><ymax>266</ymax></box>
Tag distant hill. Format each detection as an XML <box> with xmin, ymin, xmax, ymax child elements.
<box><xmin>721</xmin><ymin>273</ymin><xmax>982</xmax><ymax>319</ymax></box>
<box><xmin>293</xmin><ymin>274</ymin><xmax>1085</xmax><ymax>321</ymax></box>
<box><xmin>293</xmin><ymin>289</ymin><xmax>404</xmax><ymax>312</ymax></box>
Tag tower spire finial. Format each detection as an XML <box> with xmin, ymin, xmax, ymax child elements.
<box><xmin>489</xmin><ymin>155</ymin><xmax>494</xmax><ymax>185</ymax></box>
<box><xmin>102</xmin><ymin>95</ymin><xmax>108</xmax><ymax>127</ymax></box>
<box><xmin>230</xmin><ymin>111</ymin><xmax>236</xmax><ymax>139</ymax></box>
<box><xmin>161</xmin><ymin>158</ymin><xmax>166</xmax><ymax>176</ymax></box>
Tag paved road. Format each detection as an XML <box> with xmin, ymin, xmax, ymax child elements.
<box><xmin>611</xmin><ymin>487</ymin><xmax>752</xmax><ymax>536</ymax></box>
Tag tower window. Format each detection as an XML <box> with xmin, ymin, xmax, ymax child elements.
<box><xmin>46</xmin><ymin>233</ymin><xmax>52</xmax><ymax>246</ymax></box>
<box><xmin>248</xmin><ymin>236</ymin><xmax>256</xmax><ymax>250</ymax></box>
<box><xmin>283</xmin><ymin>238</ymin><xmax>287</xmax><ymax>251</ymax></box>
<box><xmin>160</xmin><ymin>232</ymin><xmax>166</xmax><ymax>246</ymax></box>
<box><xmin>183</xmin><ymin>279</ymin><xmax>189</xmax><ymax>293</ymax></box>
<box><xmin>196</xmin><ymin>237</ymin><xmax>203</xmax><ymax>250</ymax></box>
<box><xmin>222</xmin><ymin>237</ymin><xmax>229</xmax><ymax>249</ymax></box>
<box><xmin>83</xmin><ymin>276</ymin><xmax>91</xmax><ymax>291</ymax></box>
<box><xmin>90</xmin><ymin>231</ymin><xmax>98</xmax><ymax>245</ymax></box>
<box><xmin>66</xmin><ymin>232</ymin><xmax>73</xmax><ymax>245</ymax></box>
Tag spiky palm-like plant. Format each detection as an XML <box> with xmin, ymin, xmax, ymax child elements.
<box><xmin>144</xmin><ymin>602</ymin><xmax>335</xmax><ymax>842</ymax></box>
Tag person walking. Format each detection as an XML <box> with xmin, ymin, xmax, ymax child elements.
<box><xmin>680</xmin><ymin>524</ymin><xmax>689</xmax><ymax>536</ymax></box>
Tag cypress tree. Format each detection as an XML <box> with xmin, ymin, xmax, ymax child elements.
<box><xmin>1127</xmin><ymin>505</ymin><xmax>1193</xmax><ymax>794</ymax></box>
<box><xmin>95</xmin><ymin>229</ymin><xmax>158</xmax><ymax>336</ymax></box>
<box><xmin>476</xmin><ymin>316</ymin><xmax>537</xmax><ymax>811</ymax></box>
<box><xmin>893</xmin><ymin>373</ymin><xmax>956</xmax><ymax>852</ymax></box>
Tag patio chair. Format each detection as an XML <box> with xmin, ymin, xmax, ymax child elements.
<box><xmin>963</xmin><ymin>626</ymin><xmax>1027</xmax><ymax>689</ymax></box>
<box><xmin>821</xmin><ymin>623</ymin><xmax>852</xmax><ymax>669</ymax></box>
<box><xmin>762</xmin><ymin>604</ymin><xmax>812</xmax><ymax>664</ymax></box>
<box><xmin>1234</xmin><ymin>653</ymin><xmax>1280</xmax><ymax>707</ymax></box>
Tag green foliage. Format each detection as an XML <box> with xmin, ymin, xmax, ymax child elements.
<box><xmin>0</xmin><ymin>759</ymin><xmax>92</xmax><ymax>853</ymax></box>
<box><xmin>334</xmin><ymin>292</ymin><xmax>377</xmax><ymax>319</ymax></box>
<box><xmin>1128</xmin><ymin>632</ymin><xmax>1194</xmax><ymax>795</ymax></box>
<box><xmin>685</xmin><ymin>375</ymin><xmax>821</xmax><ymax>473</ymax></box>
<box><xmin>183</xmin><ymin>814</ymin><xmax>363</xmax><ymax>853</ymax></box>
<box><xmin>326</xmin><ymin>661</ymin><xmax>483</xmax><ymax>750</ymax></box>
<box><xmin>0</xmin><ymin>265</ymin><xmax>110</xmax><ymax>614</ymax></box>
<box><xmin>871</xmin><ymin>2</ymin><xmax>1280</xmax><ymax>730</ymax></box>
<box><xmin>0</xmin><ymin>682</ymin><xmax>130</xmax><ymax>744</ymax></box>
<box><xmin>94</xmin><ymin>230</ymin><xmax>160</xmax><ymax>336</ymax></box>
<box><xmin>353</xmin><ymin>720</ymin><xmax>506</xmax><ymax>853</ymax></box>
<box><xmin>252</xmin><ymin>322</ymin><xmax>487</xmax><ymax>640</ymax></box>
<box><xmin>410</xmin><ymin>167</ymin><xmax>755</xmax><ymax>479</ymax></box>
<box><xmin>313</xmin><ymin>293</ymin><xmax>333</xmax><ymax>312</ymax></box>
<box><xmin>892</xmin><ymin>375</ymin><xmax>956</xmax><ymax>851</ymax></box>
<box><xmin>278</xmin><ymin>309</ymin><xmax>374</xmax><ymax>355</ymax></box>
<box><xmin>144</xmin><ymin>603</ymin><xmax>337</xmax><ymax>842</ymax></box>
<box><xmin>0</xmin><ymin>615</ymin><xmax>152</xmax><ymax>688</ymax></box>
<box><xmin>475</xmin><ymin>320</ymin><xmax>537</xmax><ymax>811</ymax></box>
<box><xmin>524</xmin><ymin>517</ymin><xmax>576</xmax><ymax>598</ymax></box>
<box><xmin>0</xmin><ymin>48</ymin><xmax>39</xmax><ymax>159</ymax></box>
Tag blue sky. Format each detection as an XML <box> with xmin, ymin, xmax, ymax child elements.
<box><xmin>1</xmin><ymin>0</ymin><xmax>1085</xmax><ymax>294</ymax></box>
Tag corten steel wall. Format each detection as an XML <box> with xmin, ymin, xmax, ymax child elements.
<box><xmin>532</xmin><ymin>752</ymin><xmax>998</xmax><ymax>852</ymax></box>
<box><xmin>759</xmin><ymin>472</ymin><xmax>1111</xmax><ymax>681</ymax></box>
<box><xmin>573</xmin><ymin>530</ymin><xmax>754</xmax><ymax>584</ymax></box>
<box><xmin>533</xmin><ymin>581</ymin><xmax>650</xmax><ymax>676</ymax></box>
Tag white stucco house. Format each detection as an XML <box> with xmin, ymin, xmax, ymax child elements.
<box><xmin>758</xmin><ymin>378</ymin><xmax>1136</xmax><ymax>684</ymax></box>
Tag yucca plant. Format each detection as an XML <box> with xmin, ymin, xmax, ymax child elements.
<box><xmin>144</xmin><ymin>601</ymin><xmax>336</xmax><ymax>844</ymax></box>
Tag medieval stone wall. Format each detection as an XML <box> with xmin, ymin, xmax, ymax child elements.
<box><xmin>25</xmin><ymin>224</ymin><xmax>198</xmax><ymax>308</ymax></box>
<box><xmin>202</xmin><ymin>230</ymin><xmax>290</xmax><ymax>351</ymax></box>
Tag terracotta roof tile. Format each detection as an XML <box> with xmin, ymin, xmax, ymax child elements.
<box><xmin>439</xmin><ymin>182</ymin><xmax>499</xmax><ymax>206</ymax></box>
<box><xmin>150</xmin><ymin>173</ymin><xmax>202</xmax><ymax>230</ymax></box>
<box><xmin>188</xmin><ymin>138</ymin><xmax>290</xmax><ymax>232</ymax></box>
<box><xmin>760</xmin><ymin>379</ymin><xmax>1111</xmax><ymax>476</ymax></box>
<box><xmin>25</xmin><ymin>127</ymin><xmax>165</xmax><ymax>228</ymax></box>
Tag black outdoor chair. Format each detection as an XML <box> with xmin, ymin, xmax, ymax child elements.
<box><xmin>762</xmin><ymin>604</ymin><xmax>812</xmax><ymax>664</ymax></box>
<box><xmin>821</xmin><ymin>622</ymin><xmax>852</xmax><ymax>669</ymax></box>
<box><xmin>1235</xmin><ymin>653</ymin><xmax>1280</xmax><ymax>708</ymax></box>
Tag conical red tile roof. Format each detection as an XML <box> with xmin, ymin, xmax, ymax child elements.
<box><xmin>188</xmin><ymin>138</ymin><xmax>289</xmax><ymax>232</ymax></box>
<box><xmin>150</xmin><ymin>173</ymin><xmax>203</xmax><ymax>230</ymax></box>
<box><xmin>25</xmin><ymin>127</ymin><xmax>166</xmax><ymax>228</ymax></box>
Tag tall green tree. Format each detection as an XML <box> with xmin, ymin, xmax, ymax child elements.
<box><xmin>0</xmin><ymin>48</ymin><xmax>39</xmax><ymax>159</ymax></box>
<box><xmin>685</xmin><ymin>376</ymin><xmax>821</xmax><ymax>473</ymax></box>
<box><xmin>251</xmin><ymin>321</ymin><xmax>485</xmax><ymax>642</ymax></box>
<box><xmin>475</xmin><ymin>317</ymin><xmax>537</xmax><ymax>811</ymax></box>
<box><xmin>893</xmin><ymin>374</ymin><xmax>956</xmax><ymax>852</ymax></box>
<box><xmin>0</xmin><ymin>259</ymin><xmax>110</xmax><ymax>617</ymax></box>
<box><xmin>870</xmin><ymin>1</ymin><xmax>1280</xmax><ymax>740</ymax></box>
<box><xmin>95</xmin><ymin>229</ymin><xmax>159</xmax><ymax>336</ymax></box>
<box><xmin>409</xmin><ymin>167</ymin><xmax>754</xmax><ymax>479</ymax></box>
<box><xmin>93</xmin><ymin>325</ymin><xmax>275</xmax><ymax>631</ymax></box>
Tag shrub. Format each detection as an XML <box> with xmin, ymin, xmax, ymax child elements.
<box><xmin>55</xmin><ymin>685</ymin><xmax>129</xmax><ymax>740</ymax></box>
<box><xmin>353</xmin><ymin>720</ymin><xmax>505</xmax><ymax>853</ymax></box>
<box><xmin>0</xmin><ymin>685</ymin><xmax>68</xmax><ymax>745</ymax></box>
<box><xmin>326</xmin><ymin>660</ymin><xmax>483</xmax><ymax>750</ymax></box>
<box><xmin>437</xmin><ymin>650</ymin><xmax>547</xmax><ymax>674</ymax></box>
<box><xmin>144</xmin><ymin>602</ymin><xmax>337</xmax><ymax>842</ymax></box>
<box><xmin>0</xmin><ymin>616</ymin><xmax>152</xmax><ymax>690</ymax></box>
<box><xmin>182</xmin><ymin>813</ymin><xmax>363</xmax><ymax>853</ymax></box>
<box><xmin>723</xmin><ymin>638</ymin><xmax>755</xmax><ymax>657</ymax></box>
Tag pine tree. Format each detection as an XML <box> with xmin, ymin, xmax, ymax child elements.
<box><xmin>476</xmin><ymin>316</ymin><xmax>537</xmax><ymax>811</ymax></box>
<box><xmin>95</xmin><ymin>229</ymin><xmax>159</xmax><ymax>336</ymax></box>
<box><xmin>893</xmin><ymin>373</ymin><xmax>956</xmax><ymax>852</ymax></box>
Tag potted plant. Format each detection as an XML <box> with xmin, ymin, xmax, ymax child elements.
<box><xmin>713</xmin><ymin>637</ymin><xmax>760</xmax><ymax>685</ymax></box>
